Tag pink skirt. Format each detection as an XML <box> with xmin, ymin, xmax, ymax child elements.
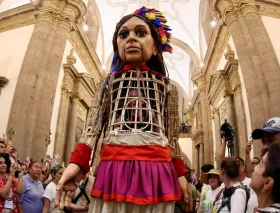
<box><xmin>91</xmin><ymin>160</ymin><xmax>181</xmax><ymax>205</ymax></box>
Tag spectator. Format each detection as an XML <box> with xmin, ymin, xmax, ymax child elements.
<box><xmin>246</xmin><ymin>117</ymin><xmax>280</xmax><ymax>180</ymax></box>
<box><xmin>21</xmin><ymin>161</ymin><xmax>44</xmax><ymax>213</ymax></box>
<box><xmin>251</xmin><ymin>157</ymin><xmax>260</xmax><ymax>167</ymax></box>
<box><xmin>0</xmin><ymin>153</ymin><xmax>23</xmax><ymax>213</ymax></box>
<box><xmin>198</xmin><ymin>164</ymin><xmax>214</xmax><ymax>199</ymax></box>
<box><xmin>212</xmin><ymin>157</ymin><xmax>248</xmax><ymax>213</ymax></box>
<box><xmin>198</xmin><ymin>169</ymin><xmax>222</xmax><ymax>213</ymax></box>
<box><xmin>42</xmin><ymin>165</ymin><xmax>65</xmax><ymax>213</ymax></box>
<box><xmin>235</xmin><ymin>157</ymin><xmax>258</xmax><ymax>213</ymax></box>
<box><xmin>20</xmin><ymin>164</ymin><xmax>28</xmax><ymax>176</ymax></box>
<box><xmin>250</xmin><ymin>141</ymin><xmax>280</xmax><ymax>212</ymax></box>
<box><xmin>0</xmin><ymin>140</ymin><xmax>6</xmax><ymax>153</ymax></box>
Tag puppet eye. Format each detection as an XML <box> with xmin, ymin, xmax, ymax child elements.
<box><xmin>119</xmin><ymin>31</ymin><xmax>129</xmax><ymax>39</ymax></box>
<box><xmin>136</xmin><ymin>30</ymin><xmax>147</xmax><ymax>37</ymax></box>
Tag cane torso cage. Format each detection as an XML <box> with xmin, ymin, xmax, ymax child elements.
<box><xmin>108</xmin><ymin>69</ymin><xmax>168</xmax><ymax>136</ymax></box>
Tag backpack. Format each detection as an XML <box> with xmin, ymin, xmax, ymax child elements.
<box><xmin>63</xmin><ymin>177</ymin><xmax>90</xmax><ymax>213</ymax></box>
<box><xmin>215</xmin><ymin>184</ymin><xmax>250</xmax><ymax>213</ymax></box>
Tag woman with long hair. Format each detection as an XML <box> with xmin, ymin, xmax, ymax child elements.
<box><xmin>250</xmin><ymin>141</ymin><xmax>280</xmax><ymax>212</ymax></box>
<box><xmin>0</xmin><ymin>153</ymin><xmax>23</xmax><ymax>213</ymax></box>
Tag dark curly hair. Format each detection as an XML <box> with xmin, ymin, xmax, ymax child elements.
<box><xmin>264</xmin><ymin>141</ymin><xmax>280</xmax><ymax>203</ymax></box>
<box><xmin>112</xmin><ymin>14</ymin><xmax>167</xmax><ymax>76</ymax></box>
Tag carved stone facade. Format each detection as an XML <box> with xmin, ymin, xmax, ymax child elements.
<box><xmin>209</xmin><ymin>0</ymin><xmax>280</xmax><ymax>157</ymax></box>
<box><xmin>54</xmin><ymin>50</ymin><xmax>95</xmax><ymax>164</ymax></box>
<box><xmin>0</xmin><ymin>0</ymin><xmax>103</xmax><ymax>161</ymax></box>
<box><xmin>187</xmin><ymin>0</ymin><xmax>280</xmax><ymax>170</ymax></box>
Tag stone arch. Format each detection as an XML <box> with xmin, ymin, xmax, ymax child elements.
<box><xmin>85</xmin><ymin>0</ymin><xmax>105</xmax><ymax>63</ymax></box>
<box><xmin>172</xmin><ymin>37</ymin><xmax>200</xmax><ymax>71</ymax></box>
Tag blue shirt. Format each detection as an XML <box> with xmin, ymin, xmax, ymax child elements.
<box><xmin>21</xmin><ymin>174</ymin><xmax>44</xmax><ymax>213</ymax></box>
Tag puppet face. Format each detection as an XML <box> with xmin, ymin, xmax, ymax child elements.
<box><xmin>116</xmin><ymin>16</ymin><xmax>157</xmax><ymax>68</ymax></box>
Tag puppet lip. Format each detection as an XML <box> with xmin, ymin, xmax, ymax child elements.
<box><xmin>126</xmin><ymin>45</ymin><xmax>141</xmax><ymax>50</ymax></box>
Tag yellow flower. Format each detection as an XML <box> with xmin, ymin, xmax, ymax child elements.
<box><xmin>146</xmin><ymin>13</ymin><xmax>155</xmax><ymax>20</ymax></box>
<box><xmin>161</xmin><ymin>35</ymin><xmax>167</xmax><ymax>44</ymax></box>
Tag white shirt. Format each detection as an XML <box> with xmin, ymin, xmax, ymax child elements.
<box><xmin>199</xmin><ymin>186</ymin><xmax>222</xmax><ymax>213</ymax></box>
<box><xmin>241</xmin><ymin>177</ymin><xmax>258</xmax><ymax>213</ymax></box>
<box><xmin>212</xmin><ymin>183</ymin><xmax>247</xmax><ymax>213</ymax></box>
<box><xmin>43</xmin><ymin>182</ymin><xmax>61</xmax><ymax>213</ymax></box>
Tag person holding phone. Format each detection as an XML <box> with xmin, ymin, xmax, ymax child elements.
<box><xmin>0</xmin><ymin>153</ymin><xmax>24</xmax><ymax>213</ymax></box>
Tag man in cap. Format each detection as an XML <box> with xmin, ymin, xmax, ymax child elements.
<box><xmin>245</xmin><ymin>117</ymin><xmax>280</xmax><ymax>178</ymax></box>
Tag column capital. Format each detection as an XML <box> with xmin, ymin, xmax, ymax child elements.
<box><xmin>37</xmin><ymin>0</ymin><xmax>87</xmax><ymax>31</ymax></box>
<box><xmin>233</xmin><ymin>83</ymin><xmax>241</xmax><ymax>94</ymax></box>
<box><xmin>224</xmin><ymin>90</ymin><xmax>234</xmax><ymax>100</ymax></box>
<box><xmin>0</xmin><ymin>76</ymin><xmax>9</xmax><ymax>87</ymax></box>
<box><xmin>210</xmin><ymin>0</ymin><xmax>258</xmax><ymax>25</ymax></box>
<box><xmin>191</xmin><ymin>71</ymin><xmax>207</xmax><ymax>91</ymax></box>
<box><xmin>71</xmin><ymin>92</ymin><xmax>81</xmax><ymax>102</ymax></box>
<box><xmin>62</xmin><ymin>85</ymin><xmax>71</xmax><ymax>96</ymax></box>
<box><xmin>211</xmin><ymin>108</ymin><xmax>220</xmax><ymax>119</ymax></box>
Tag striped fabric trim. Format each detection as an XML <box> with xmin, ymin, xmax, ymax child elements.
<box><xmin>101</xmin><ymin>144</ymin><xmax>172</xmax><ymax>161</ymax></box>
<box><xmin>91</xmin><ymin>189</ymin><xmax>181</xmax><ymax>204</ymax></box>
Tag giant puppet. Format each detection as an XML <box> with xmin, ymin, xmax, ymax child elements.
<box><xmin>55</xmin><ymin>7</ymin><xmax>191</xmax><ymax>213</ymax></box>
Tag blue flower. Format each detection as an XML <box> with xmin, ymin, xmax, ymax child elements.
<box><xmin>153</xmin><ymin>18</ymin><xmax>162</xmax><ymax>27</ymax></box>
<box><xmin>139</xmin><ymin>10</ymin><xmax>147</xmax><ymax>15</ymax></box>
<box><xmin>162</xmin><ymin>43</ymin><xmax>167</xmax><ymax>50</ymax></box>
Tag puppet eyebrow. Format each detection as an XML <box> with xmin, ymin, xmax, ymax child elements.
<box><xmin>119</xmin><ymin>25</ymin><xmax>148</xmax><ymax>30</ymax></box>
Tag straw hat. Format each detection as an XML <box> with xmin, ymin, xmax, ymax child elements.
<box><xmin>201</xmin><ymin>169</ymin><xmax>220</xmax><ymax>184</ymax></box>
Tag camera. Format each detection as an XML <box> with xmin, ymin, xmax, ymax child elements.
<box><xmin>220</xmin><ymin>119</ymin><xmax>235</xmax><ymax>156</ymax></box>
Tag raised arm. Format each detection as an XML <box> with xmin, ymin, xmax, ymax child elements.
<box><xmin>216</xmin><ymin>136</ymin><xmax>226</xmax><ymax>161</ymax></box>
<box><xmin>245</xmin><ymin>140</ymin><xmax>253</xmax><ymax>178</ymax></box>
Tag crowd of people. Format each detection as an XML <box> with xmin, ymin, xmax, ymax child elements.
<box><xmin>174</xmin><ymin>117</ymin><xmax>280</xmax><ymax>213</ymax></box>
<box><xmin>1</xmin><ymin>118</ymin><xmax>280</xmax><ymax>213</ymax></box>
<box><xmin>0</xmin><ymin>138</ymin><xmax>93</xmax><ymax>213</ymax></box>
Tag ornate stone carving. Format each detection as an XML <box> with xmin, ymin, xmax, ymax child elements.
<box><xmin>37</xmin><ymin>0</ymin><xmax>87</xmax><ymax>32</ymax></box>
<box><xmin>233</xmin><ymin>83</ymin><xmax>241</xmax><ymax>94</ymax></box>
<box><xmin>7</xmin><ymin>127</ymin><xmax>15</xmax><ymax>140</ymax></box>
<box><xmin>225</xmin><ymin>43</ymin><xmax>235</xmax><ymax>60</ymax></box>
<box><xmin>224</xmin><ymin>90</ymin><xmax>233</xmax><ymax>100</ymax></box>
<box><xmin>210</xmin><ymin>0</ymin><xmax>259</xmax><ymax>25</ymax></box>
<box><xmin>61</xmin><ymin>84</ymin><xmax>71</xmax><ymax>96</ymax></box>
<box><xmin>67</xmin><ymin>48</ymin><xmax>77</xmax><ymax>64</ymax></box>
<box><xmin>211</xmin><ymin>108</ymin><xmax>220</xmax><ymax>119</ymax></box>
<box><xmin>44</xmin><ymin>130</ymin><xmax>52</xmax><ymax>147</ymax></box>
<box><xmin>71</xmin><ymin>92</ymin><xmax>81</xmax><ymax>102</ymax></box>
<box><xmin>0</xmin><ymin>76</ymin><xmax>9</xmax><ymax>87</ymax></box>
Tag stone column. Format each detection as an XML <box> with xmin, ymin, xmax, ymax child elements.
<box><xmin>0</xmin><ymin>76</ymin><xmax>9</xmax><ymax>96</ymax></box>
<box><xmin>233</xmin><ymin>84</ymin><xmax>248</xmax><ymax>158</ymax></box>
<box><xmin>199</xmin><ymin>143</ymin><xmax>204</xmax><ymax>173</ymax></box>
<box><xmin>224</xmin><ymin>91</ymin><xmax>239</xmax><ymax>157</ymax></box>
<box><xmin>212</xmin><ymin>108</ymin><xmax>222</xmax><ymax>168</ymax></box>
<box><xmin>7</xmin><ymin>0</ymin><xmax>86</xmax><ymax>161</ymax></box>
<box><xmin>210</xmin><ymin>0</ymin><xmax>280</xmax><ymax>156</ymax></box>
<box><xmin>195</xmin><ymin>146</ymin><xmax>199</xmax><ymax>174</ymax></box>
<box><xmin>192</xmin><ymin>72</ymin><xmax>211</xmax><ymax>164</ymax></box>
<box><xmin>64</xmin><ymin>93</ymin><xmax>80</xmax><ymax>164</ymax></box>
<box><xmin>53</xmin><ymin>86</ymin><xmax>71</xmax><ymax>162</ymax></box>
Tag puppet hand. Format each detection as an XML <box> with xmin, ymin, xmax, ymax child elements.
<box><xmin>178</xmin><ymin>176</ymin><xmax>189</xmax><ymax>203</ymax></box>
<box><xmin>55</xmin><ymin>163</ymin><xmax>85</xmax><ymax>209</ymax></box>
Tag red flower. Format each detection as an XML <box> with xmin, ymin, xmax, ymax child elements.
<box><xmin>134</xmin><ymin>9</ymin><xmax>141</xmax><ymax>15</ymax></box>
<box><xmin>158</xmin><ymin>27</ymin><xmax>166</xmax><ymax>36</ymax></box>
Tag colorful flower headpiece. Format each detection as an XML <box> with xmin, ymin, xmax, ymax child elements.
<box><xmin>133</xmin><ymin>7</ymin><xmax>173</xmax><ymax>53</ymax></box>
